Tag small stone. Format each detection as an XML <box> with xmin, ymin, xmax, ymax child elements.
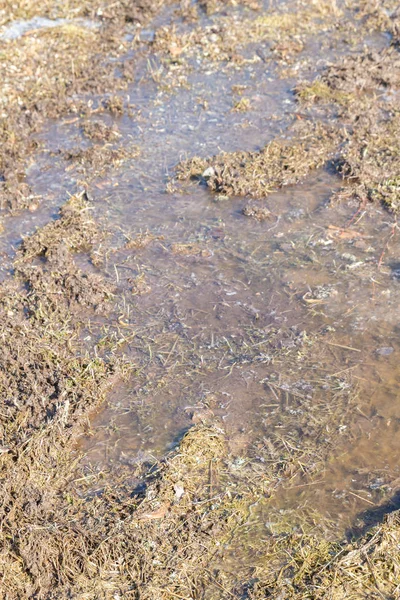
<box><xmin>140</xmin><ymin>29</ymin><xmax>155</xmax><ymax>43</ymax></box>
<box><xmin>376</xmin><ymin>347</ymin><xmax>394</xmax><ymax>356</ymax></box>
<box><xmin>202</xmin><ymin>166</ymin><xmax>215</xmax><ymax>179</ymax></box>
<box><xmin>174</xmin><ymin>483</ymin><xmax>185</xmax><ymax>500</ymax></box>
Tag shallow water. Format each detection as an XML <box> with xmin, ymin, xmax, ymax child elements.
<box><xmin>0</xmin><ymin>16</ymin><xmax>100</xmax><ymax>41</ymax></box>
<box><xmin>2</xmin><ymin>0</ymin><xmax>400</xmax><ymax>577</ymax></box>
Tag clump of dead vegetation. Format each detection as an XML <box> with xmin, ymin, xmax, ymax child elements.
<box><xmin>19</xmin><ymin>192</ymin><xmax>99</xmax><ymax>259</ymax></box>
<box><xmin>0</xmin><ymin>177</ymin><xmax>40</xmax><ymax>213</ymax></box>
<box><xmin>82</xmin><ymin>119</ymin><xmax>120</xmax><ymax>142</ymax></box>
<box><xmin>125</xmin><ymin>231</ymin><xmax>163</xmax><ymax>250</ymax></box>
<box><xmin>296</xmin><ymin>46</ymin><xmax>400</xmax><ymax>106</ymax></box>
<box><xmin>60</xmin><ymin>143</ymin><xmax>140</xmax><ymax>179</ymax></box>
<box><xmin>129</xmin><ymin>272</ymin><xmax>151</xmax><ymax>295</ymax></box>
<box><xmin>295</xmin><ymin>34</ymin><xmax>400</xmax><ymax>212</ymax></box>
<box><xmin>175</xmin><ymin>123</ymin><xmax>339</xmax><ymax>198</ymax></box>
<box><xmin>296</xmin><ymin>79</ymin><xmax>355</xmax><ymax>106</ymax></box>
<box><xmin>14</xmin><ymin>192</ymin><xmax>115</xmax><ymax>321</ymax></box>
<box><xmin>337</xmin><ymin>113</ymin><xmax>400</xmax><ymax>212</ymax></box>
<box><xmin>171</xmin><ymin>242</ymin><xmax>213</xmax><ymax>257</ymax></box>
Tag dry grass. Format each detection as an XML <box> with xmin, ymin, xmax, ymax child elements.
<box><xmin>295</xmin><ymin>36</ymin><xmax>400</xmax><ymax>212</ymax></box>
<box><xmin>1</xmin><ymin>1</ymin><xmax>400</xmax><ymax>598</ymax></box>
<box><xmin>0</xmin><ymin>0</ymin><xmax>168</xmax><ymax>213</ymax></box>
<box><xmin>244</xmin><ymin>510</ymin><xmax>400</xmax><ymax>599</ymax></box>
<box><xmin>175</xmin><ymin>123</ymin><xmax>339</xmax><ymax>198</ymax></box>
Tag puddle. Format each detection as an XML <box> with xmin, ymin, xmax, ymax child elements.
<box><xmin>1</xmin><ymin>0</ymin><xmax>400</xmax><ymax>591</ymax></box>
<box><xmin>0</xmin><ymin>16</ymin><xmax>100</xmax><ymax>40</ymax></box>
<box><xmin>74</xmin><ymin>144</ymin><xmax>400</xmax><ymax>537</ymax></box>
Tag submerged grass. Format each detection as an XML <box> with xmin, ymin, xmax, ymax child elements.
<box><xmin>243</xmin><ymin>509</ymin><xmax>400</xmax><ymax>599</ymax></box>
<box><xmin>1</xmin><ymin>0</ymin><xmax>400</xmax><ymax>598</ymax></box>
<box><xmin>0</xmin><ymin>190</ymin><xmax>367</xmax><ymax>598</ymax></box>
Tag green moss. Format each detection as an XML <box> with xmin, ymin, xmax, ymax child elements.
<box><xmin>297</xmin><ymin>80</ymin><xmax>355</xmax><ymax>106</ymax></box>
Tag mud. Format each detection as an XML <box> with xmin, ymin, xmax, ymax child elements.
<box><xmin>1</xmin><ymin>0</ymin><xmax>400</xmax><ymax>598</ymax></box>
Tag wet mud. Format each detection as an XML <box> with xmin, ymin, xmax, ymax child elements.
<box><xmin>1</xmin><ymin>0</ymin><xmax>400</xmax><ymax>598</ymax></box>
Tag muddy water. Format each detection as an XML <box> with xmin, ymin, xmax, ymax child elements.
<box><xmin>3</xmin><ymin>0</ymin><xmax>400</xmax><ymax>556</ymax></box>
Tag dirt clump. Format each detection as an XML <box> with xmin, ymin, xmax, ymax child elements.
<box><xmin>242</xmin><ymin>203</ymin><xmax>272</xmax><ymax>221</ymax></box>
<box><xmin>82</xmin><ymin>119</ymin><xmax>121</xmax><ymax>142</ymax></box>
<box><xmin>175</xmin><ymin>123</ymin><xmax>339</xmax><ymax>198</ymax></box>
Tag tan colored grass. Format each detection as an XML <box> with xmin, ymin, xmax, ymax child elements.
<box><xmin>175</xmin><ymin>123</ymin><xmax>339</xmax><ymax>198</ymax></box>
